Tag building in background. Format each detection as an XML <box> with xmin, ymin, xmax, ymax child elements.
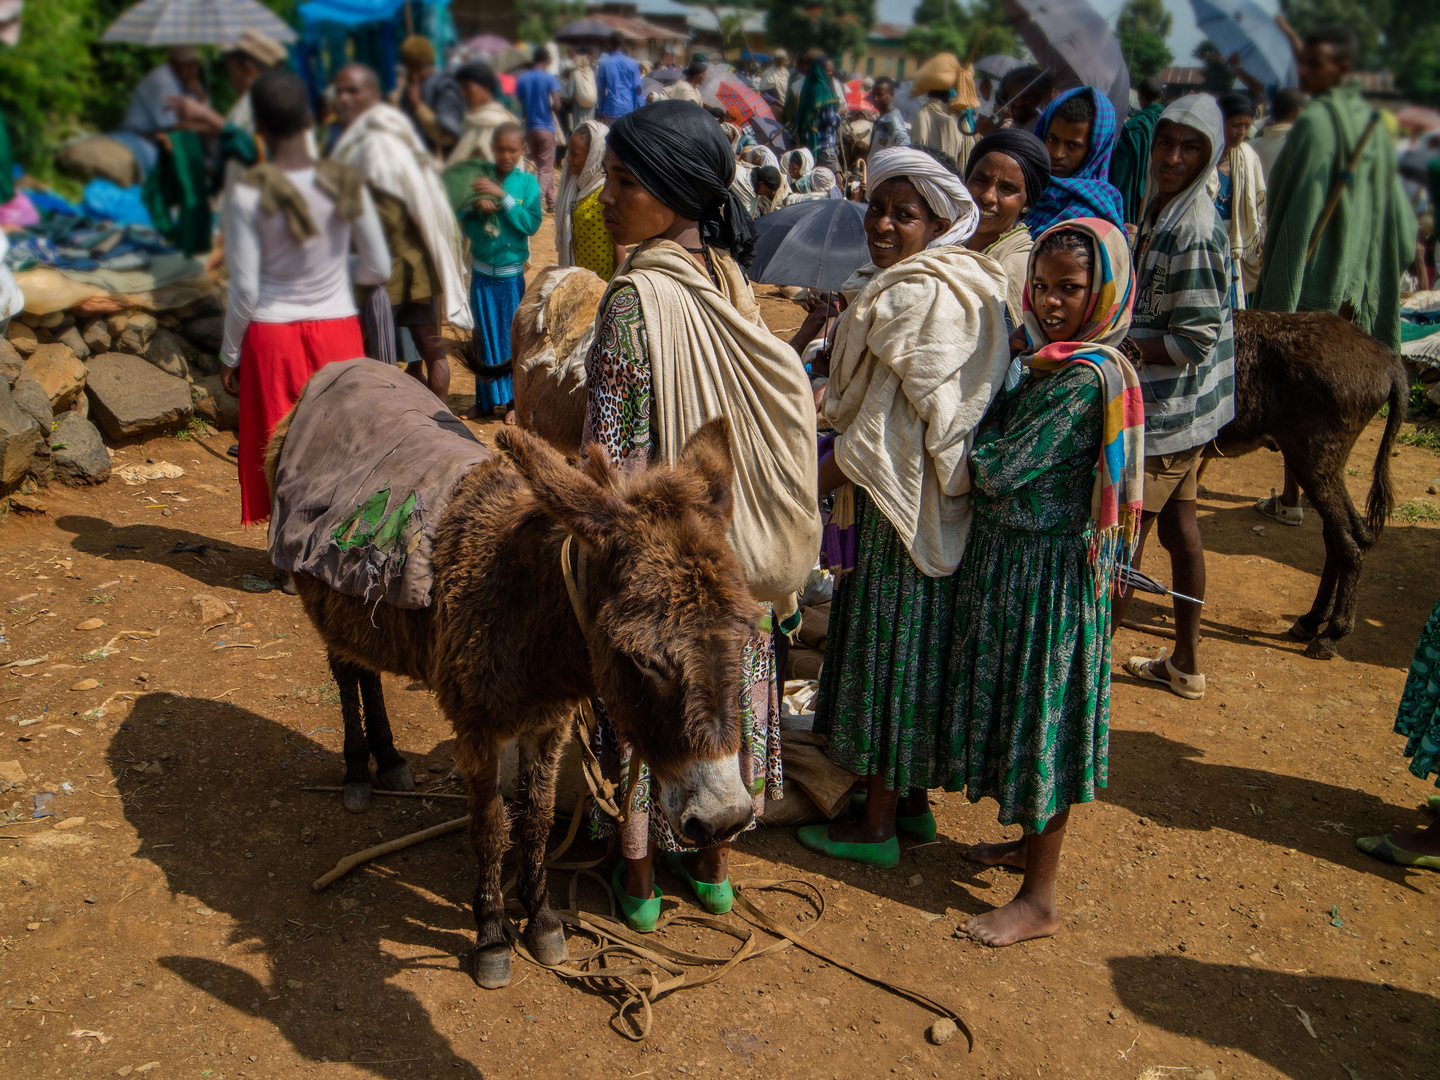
<box><xmin>841</xmin><ymin>23</ymin><xmax>919</xmax><ymax>82</ymax></box>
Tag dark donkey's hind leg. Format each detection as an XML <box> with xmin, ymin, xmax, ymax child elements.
<box><xmin>456</xmin><ymin>735</ymin><xmax>512</xmax><ymax>989</ymax></box>
<box><xmin>330</xmin><ymin>654</ymin><xmax>375</xmax><ymax>813</ymax></box>
<box><xmin>514</xmin><ymin>715</ymin><xmax>572</xmax><ymax>967</ymax></box>
<box><xmin>358</xmin><ymin>668</ymin><xmax>414</xmax><ymax>793</ymax></box>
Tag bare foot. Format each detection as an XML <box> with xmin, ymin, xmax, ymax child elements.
<box><xmin>461</xmin><ymin>404</ymin><xmax>485</xmax><ymax>420</ymax></box>
<box><xmin>504</xmin><ymin>408</ymin><xmax>517</xmax><ymax>426</ymax></box>
<box><xmin>964</xmin><ymin>836</ymin><xmax>1027</xmax><ymax>869</ymax></box>
<box><xmin>961</xmin><ymin>893</ymin><xmax>1059</xmax><ymax>947</ymax></box>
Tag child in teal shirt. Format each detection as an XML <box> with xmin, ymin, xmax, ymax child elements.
<box><xmin>444</xmin><ymin>122</ymin><xmax>542</xmax><ymax>420</ymax></box>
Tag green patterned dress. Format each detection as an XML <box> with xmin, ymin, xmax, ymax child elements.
<box><xmin>946</xmin><ymin>363</ymin><xmax>1112</xmax><ymax>832</ymax></box>
<box><xmin>581</xmin><ymin>284</ymin><xmax>782</xmax><ymax>856</ymax></box>
<box><xmin>1393</xmin><ymin>598</ymin><xmax>1440</xmax><ymax>788</ymax></box>
<box><xmin>813</xmin><ymin>488</ymin><xmax>963</xmax><ymax>793</ymax></box>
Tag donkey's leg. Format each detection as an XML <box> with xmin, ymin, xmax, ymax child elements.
<box><xmin>329</xmin><ymin>655</ymin><xmax>374</xmax><ymax>813</ymax></box>
<box><xmin>514</xmin><ymin>718</ymin><xmax>570</xmax><ymax>967</ymax></box>
<box><xmin>358</xmin><ymin>669</ymin><xmax>415</xmax><ymax>792</ymax></box>
<box><xmin>458</xmin><ymin>736</ymin><xmax>512</xmax><ymax>989</ymax></box>
<box><xmin>1306</xmin><ymin>484</ymin><xmax>1369</xmax><ymax>659</ymax></box>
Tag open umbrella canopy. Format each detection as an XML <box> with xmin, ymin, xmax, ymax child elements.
<box><xmin>462</xmin><ymin>33</ymin><xmax>511</xmax><ymax>56</ymax></box>
<box><xmin>1001</xmin><ymin>0</ymin><xmax>1129</xmax><ymax>122</ymax></box>
<box><xmin>554</xmin><ymin>18</ymin><xmax>616</xmax><ymax>42</ymax></box>
<box><xmin>700</xmin><ymin>68</ymin><xmax>776</xmax><ymax>125</ymax></box>
<box><xmin>749</xmin><ymin>199</ymin><xmax>869</xmax><ymax>292</ymax></box>
<box><xmin>1189</xmin><ymin>0</ymin><xmax>1296</xmax><ymax>89</ymax></box>
<box><xmin>974</xmin><ymin>53</ymin><xmax>1024</xmax><ymax>81</ymax></box>
<box><xmin>103</xmin><ymin>0</ymin><xmax>296</xmax><ymax>44</ymax></box>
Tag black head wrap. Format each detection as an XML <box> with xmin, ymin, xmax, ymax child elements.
<box><xmin>455</xmin><ymin>61</ymin><xmax>498</xmax><ymax>98</ymax></box>
<box><xmin>964</xmin><ymin>128</ymin><xmax>1051</xmax><ymax>209</ymax></box>
<box><xmin>607</xmin><ymin>99</ymin><xmax>758</xmax><ymax>267</ymax></box>
<box><xmin>754</xmin><ymin>165</ymin><xmax>781</xmax><ymax>191</ymax></box>
<box><xmin>1217</xmin><ymin>91</ymin><xmax>1256</xmax><ymax>120</ymax></box>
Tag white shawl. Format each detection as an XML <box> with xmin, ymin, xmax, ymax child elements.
<box><xmin>331</xmin><ymin>103</ymin><xmax>472</xmax><ymax>330</ymax></box>
<box><xmin>555</xmin><ymin>119</ymin><xmax>609</xmax><ymax>267</ymax></box>
<box><xmin>1228</xmin><ymin>140</ymin><xmax>1266</xmax><ymax>302</ymax></box>
<box><xmin>447</xmin><ymin>100</ymin><xmax>520</xmax><ymax>166</ymax></box>
<box><xmin>823</xmin><ymin>246</ymin><xmax>1011</xmax><ymax>577</ymax></box>
<box><xmin>605</xmin><ymin>239</ymin><xmax>822</xmax><ymax>618</ymax></box>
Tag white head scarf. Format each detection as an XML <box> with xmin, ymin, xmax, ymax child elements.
<box><xmin>746</xmin><ymin>145</ymin><xmax>780</xmax><ymax>172</ymax></box>
<box><xmin>866</xmin><ymin>147</ymin><xmax>980</xmax><ymax>248</ymax></box>
<box><xmin>781</xmin><ymin>147</ymin><xmax>815</xmax><ymax>187</ymax></box>
<box><xmin>554</xmin><ymin>119</ymin><xmax>610</xmax><ymax>267</ymax></box>
<box><xmin>810</xmin><ymin>166</ymin><xmax>836</xmax><ymax>193</ymax></box>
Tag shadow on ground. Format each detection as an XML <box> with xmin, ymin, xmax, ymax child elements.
<box><xmin>54</xmin><ymin>515</ymin><xmax>274</xmax><ymax>590</ymax></box>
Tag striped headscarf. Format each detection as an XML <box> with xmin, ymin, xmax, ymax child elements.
<box><xmin>1021</xmin><ymin>216</ymin><xmax>1143</xmax><ymax>590</ymax></box>
<box><xmin>1024</xmin><ymin>87</ymin><xmax>1126</xmax><ymax>234</ymax></box>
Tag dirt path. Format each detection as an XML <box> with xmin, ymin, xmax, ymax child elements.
<box><xmin>1</xmin><ymin>218</ymin><xmax>1437</xmax><ymax>1080</ymax></box>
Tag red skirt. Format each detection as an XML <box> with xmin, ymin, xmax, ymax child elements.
<box><xmin>237</xmin><ymin>316</ymin><xmax>364</xmax><ymax>525</ymax></box>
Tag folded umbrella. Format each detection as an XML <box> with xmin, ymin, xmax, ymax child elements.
<box><xmin>1118</xmin><ymin>565</ymin><xmax>1206</xmax><ymax>606</ymax></box>
<box><xmin>749</xmin><ymin>199</ymin><xmax>869</xmax><ymax>293</ymax></box>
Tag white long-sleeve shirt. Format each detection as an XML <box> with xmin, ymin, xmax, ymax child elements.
<box><xmin>221</xmin><ymin>167</ymin><xmax>390</xmax><ymax>366</ymax></box>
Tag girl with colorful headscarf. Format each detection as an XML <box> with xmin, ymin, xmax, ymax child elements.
<box><xmin>945</xmin><ymin>217</ymin><xmax>1143</xmax><ymax>948</ymax></box>
<box><xmin>794</xmin><ymin>53</ymin><xmax>843</xmax><ymax>170</ymax></box>
<box><xmin>1025</xmin><ymin>87</ymin><xmax>1126</xmax><ymax>234</ymax></box>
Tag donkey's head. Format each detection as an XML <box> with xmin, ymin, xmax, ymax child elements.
<box><xmin>499</xmin><ymin>419</ymin><xmax>759</xmax><ymax>846</ymax></box>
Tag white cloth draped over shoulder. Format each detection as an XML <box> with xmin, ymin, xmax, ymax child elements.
<box><xmin>330</xmin><ymin>102</ymin><xmax>473</xmax><ymax>330</ymax></box>
<box><xmin>447</xmin><ymin>100</ymin><xmax>520</xmax><ymax>166</ymax></box>
<box><xmin>602</xmin><ymin>239</ymin><xmax>823</xmax><ymax>620</ymax></box>
<box><xmin>554</xmin><ymin>118</ymin><xmax>609</xmax><ymax>267</ymax></box>
<box><xmin>823</xmin><ymin>246</ymin><xmax>1012</xmax><ymax>577</ymax></box>
<box><xmin>1227</xmin><ymin>140</ymin><xmax>1267</xmax><ymax>302</ymax></box>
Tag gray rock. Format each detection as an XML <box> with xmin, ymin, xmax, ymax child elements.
<box><xmin>183</xmin><ymin>314</ymin><xmax>225</xmax><ymax>354</ymax></box>
<box><xmin>104</xmin><ymin>313</ymin><xmax>129</xmax><ymax>337</ymax></box>
<box><xmin>56</xmin><ymin>324</ymin><xmax>89</xmax><ymax>360</ymax></box>
<box><xmin>144</xmin><ymin>328</ymin><xmax>191</xmax><ymax>381</ymax></box>
<box><xmin>11</xmin><ymin>378</ymin><xmax>54</xmax><ymax>433</ymax></box>
<box><xmin>84</xmin><ymin>352</ymin><xmax>193</xmax><ymax>440</ymax></box>
<box><xmin>182</xmin><ymin>295</ymin><xmax>224</xmax><ymax>319</ymax></box>
<box><xmin>0</xmin><ymin>391</ymin><xmax>43</xmax><ymax>492</ymax></box>
<box><xmin>126</xmin><ymin>311</ymin><xmax>158</xmax><ymax>343</ymax></box>
<box><xmin>37</xmin><ymin>311</ymin><xmax>68</xmax><ymax>330</ymax></box>
<box><xmin>50</xmin><ymin>413</ymin><xmax>111</xmax><ymax>486</ymax></box>
<box><xmin>68</xmin><ymin>391</ymin><xmax>90</xmax><ymax>421</ymax></box>
<box><xmin>115</xmin><ymin>328</ymin><xmax>146</xmax><ymax>355</ymax></box>
<box><xmin>187</xmin><ymin>351</ymin><xmax>222</xmax><ymax>377</ymax></box>
<box><xmin>81</xmin><ymin>319</ymin><xmax>112</xmax><ymax>353</ymax></box>
<box><xmin>192</xmin><ymin>374</ymin><xmax>239</xmax><ymax>430</ymax></box>
<box><xmin>0</xmin><ymin>338</ymin><xmax>21</xmax><ymax>384</ymax></box>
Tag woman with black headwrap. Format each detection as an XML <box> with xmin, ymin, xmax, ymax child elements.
<box><xmin>580</xmin><ymin>99</ymin><xmax>822</xmax><ymax>932</ymax></box>
<box><xmin>963</xmin><ymin>128</ymin><xmax>1052</xmax><ymax>327</ymax></box>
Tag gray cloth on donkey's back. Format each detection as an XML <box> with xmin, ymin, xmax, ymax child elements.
<box><xmin>268</xmin><ymin>358</ymin><xmax>494</xmax><ymax>609</ymax></box>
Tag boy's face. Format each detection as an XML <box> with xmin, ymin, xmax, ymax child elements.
<box><xmin>1151</xmin><ymin>119</ymin><xmax>1210</xmax><ymax>196</ymax></box>
<box><xmin>872</xmin><ymin>83</ymin><xmax>893</xmax><ymax>112</ymax></box>
<box><xmin>1045</xmin><ymin>116</ymin><xmax>1091</xmax><ymax>179</ymax></box>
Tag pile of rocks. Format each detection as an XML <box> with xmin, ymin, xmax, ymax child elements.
<box><xmin>1</xmin><ymin>301</ymin><xmax>237</xmax><ymax>497</ymax></box>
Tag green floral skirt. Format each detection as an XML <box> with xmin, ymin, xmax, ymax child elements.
<box><xmin>814</xmin><ymin>487</ymin><xmax>962</xmax><ymax>792</ymax></box>
<box><xmin>1395</xmin><ymin>597</ymin><xmax>1440</xmax><ymax>786</ymax></box>
<box><xmin>946</xmin><ymin>512</ymin><xmax>1111</xmax><ymax>832</ymax></box>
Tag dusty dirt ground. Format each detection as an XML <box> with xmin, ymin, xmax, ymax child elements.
<box><xmin>1</xmin><ymin>214</ymin><xmax>1437</xmax><ymax>1080</ymax></box>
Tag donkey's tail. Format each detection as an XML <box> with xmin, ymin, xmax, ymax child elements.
<box><xmin>264</xmin><ymin>406</ymin><xmax>298</xmax><ymax>495</ymax></box>
<box><xmin>1366</xmin><ymin>362</ymin><xmax>1406</xmax><ymax>541</ymax></box>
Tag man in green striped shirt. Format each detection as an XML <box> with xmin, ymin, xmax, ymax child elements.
<box><xmin>1115</xmin><ymin>94</ymin><xmax>1236</xmax><ymax>703</ymax></box>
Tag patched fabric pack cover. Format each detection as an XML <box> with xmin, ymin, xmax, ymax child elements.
<box><xmin>268</xmin><ymin>358</ymin><xmax>493</xmax><ymax>609</ymax></box>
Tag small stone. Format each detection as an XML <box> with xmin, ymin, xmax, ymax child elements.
<box><xmin>134</xmin><ymin>1063</ymin><xmax>161</xmax><ymax>1074</ymax></box>
<box><xmin>142</xmin><ymin>761</ymin><xmax>164</xmax><ymax>777</ymax></box>
<box><xmin>191</xmin><ymin>593</ymin><xmax>234</xmax><ymax>625</ymax></box>
<box><xmin>1197</xmin><ymin>1071</ymin><xmax>1217</xmax><ymax>1080</ymax></box>
<box><xmin>115</xmin><ymin>328</ymin><xmax>146</xmax><ymax>356</ymax></box>
<box><xmin>268</xmin><ymin>798</ymin><xmax>281</xmax><ymax>809</ymax></box>
<box><xmin>117</xmin><ymin>1068</ymin><xmax>133</xmax><ymax>1078</ymax></box>
<box><xmin>334</xmin><ymin>1000</ymin><xmax>345</xmax><ymax>1011</ymax></box>
<box><xmin>127</xmin><ymin>312</ymin><xmax>158</xmax><ymax>339</ymax></box>
<box><xmin>1252</xmin><ymin>525</ymin><xmax>1266</xmax><ymax>535</ymax></box>
<box><xmin>143</xmin><ymin>328</ymin><xmax>192</xmax><ymax>381</ymax></box>
<box><xmin>0</xmin><ymin>337</ymin><xmax>22</xmax><ymax>381</ymax></box>
<box><xmin>194</xmin><ymin>905</ymin><xmax>215</xmax><ymax>916</ymax></box>
<box><xmin>26</xmin><ymin>921</ymin><xmax>40</xmax><ymax>931</ymax></box>
<box><xmin>71</xmin><ymin>678</ymin><xmax>101</xmax><ymax>691</ymax></box>
<box><xmin>37</xmin><ymin>311</ymin><xmax>67</xmax><ymax>330</ymax></box>
<box><xmin>286</xmin><ymin>979</ymin><xmax>303</xmax><ymax>989</ymax></box>
<box><xmin>57</xmin><ymin>325</ymin><xmax>89</xmax><ymax>360</ymax></box>
<box><xmin>82</xmin><ymin>320</ymin><xmax>113</xmax><ymax>353</ymax></box>
<box><xmin>105</xmin><ymin>313</ymin><xmax>129</xmax><ymax>337</ymax></box>
<box><xmin>1429</xmin><ymin>485</ymin><xmax>1437</xmax><ymax>495</ymax></box>
<box><xmin>6</xmin><ymin>321</ymin><xmax>39</xmax><ymax>356</ymax></box>
<box><xmin>908</xmin><ymin>873</ymin><xmax>924</xmax><ymax>886</ymax></box>
<box><xmin>53</xmin><ymin>816</ymin><xmax>86</xmax><ymax>830</ymax></box>
<box><xmin>76</xmin><ymin>617</ymin><xmax>106</xmax><ymax>631</ymax></box>
<box><xmin>1109</xmin><ymin>1009</ymin><xmax>1121</xmax><ymax>1019</ymax></box>
<box><xmin>7</xmin><ymin>493</ymin><xmax>48</xmax><ymax>514</ymax></box>
<box><xmin>84</xmin><ymin>895</ymin><xmax>98</xmax><ymax>904</ymax></box>
<box><xmin>813</xmin><ymin>997</ymin><xmax>830</xmax><ymax>1007</ymax></box>
<box><xmin>928</xmin><ymin>1018</ymin><xmax>957</xmax><ymax>1045</ymax></box>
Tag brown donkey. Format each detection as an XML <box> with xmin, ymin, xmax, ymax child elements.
<box><xmin>267</xmin><ymin>417</ymin><xmax>759</xmax><ymax>989</ymax></box>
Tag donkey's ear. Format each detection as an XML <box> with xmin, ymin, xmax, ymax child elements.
<box><xmin>677</xmin><ymin>418</ymin><xmax>735</xmax><ymax>529</ymax></box>
<box><xmin>497</xmin><ymin>428</ymin><xmax>627</xmax><ymax>547</ymax></box>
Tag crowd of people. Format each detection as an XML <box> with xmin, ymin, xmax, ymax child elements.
<box><xmin>171</xmin><ymin>18</ymin><xmax>1439</xmax><ymax>942</ymax></box>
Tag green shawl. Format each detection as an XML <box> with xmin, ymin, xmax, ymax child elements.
<box><xmin>794</xmin><ymin>66</ymin><xmax>839</xmax><ymax>146</ymax></box>
<box><xmin>142</xmin><ymin>128</ymin><xmax>212</xmax><ymax>258</ymax></box>
<box><xmin>1108</xmin><ymin>101</ymin><xmax>1162</xmax><ymax>225</ymax></box>
<box><xmin>1253</xmin><ymin>85</ymin><xmax>1417</xmax><ymax>352</ymax></box>
<box><xmin>0</xmin><ymin>110</ymin><xmax>13</xmax><ymax>205</ymax></box>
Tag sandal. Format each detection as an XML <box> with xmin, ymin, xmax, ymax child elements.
<box><xmin>1254</xmin><ymin>489</ymin><xmax>1303</xmax><ymax>526</ymax></box>
<box><xmin>610</xmin><ymin>862</ymin><xmax>663</xmax><ymax>934</ymax></box>
<box><xmin>849</xmin><ymin>792</ymin><xmax>938</xmax><ymax>842</ymax></box>
<box><xmin>796</xmin><ymin>824</ymin><xmax>900</xmax><ymax>868</ymax></box>
<box><xmin>662</xmin><ymin>852</ymin><xmax>733</xmax><ymax>914</ymax></box>
<box><xmin>1355</xmin><ymin>834</ymin><xmax>1440</xmax><ymax>872</ymax></box>
<box><xmin>1125</xmin><ymin>651</ymin><xmax>1206</xmax><ymax>700</ymax></box>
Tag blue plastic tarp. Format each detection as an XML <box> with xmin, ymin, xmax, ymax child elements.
<box><xmin>298</xmin><ymin>0</ymin><xmax>448</xmax><ymax>29</ymax></box>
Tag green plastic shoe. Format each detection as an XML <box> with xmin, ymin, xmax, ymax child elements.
<box><xmin>797</xmin><ymin>824</ymin><xmax>901</xmax><ymax>868</ymax></box>
<box><xmin>610</xmin><ymin>862</ymin><xmax>663</xmax><ymax>933</ymax></box>
<box><xmin>849</xmin><ymin>792</ymin><xmax>938</xmax><ymax>842</ymax></box>
<box><xmin>1429</xmin><ymin>795</ymin><xmax>1440</xmax><ymax>811</ymax></box>
<box><xmin>663</xmin><ymin>852</ymin><xmax>734</xmax><ymax>914</ymax></box>
<box><xmin>1355</xmin><ymin>834</ymin><xmax>1440</xmax><ymax>872</ymax></box>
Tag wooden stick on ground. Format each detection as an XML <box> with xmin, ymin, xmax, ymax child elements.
<box><xmin>301</xmin><ymin>785</ymin><xmax>470</xmax><ymax>802</ymax></box>
<box><xmin>312</xmin><ymin>815</ymin><xmax>470</xmax><ymax>892</ymax></box>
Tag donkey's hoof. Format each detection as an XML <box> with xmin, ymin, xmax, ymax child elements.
<box><xmin>1286</xmin><ymin>618</ymin><xmax>1320</xmax><ymax>643</ymax></box>
<box><xmin>342</xmin><ymin>781</ymin><xmax>373</xmax><ymax>813</ymax></box>
<box><xmin>1304</xmin><ymin>636</ymin><xmax>1340</xmax><ymax>660</ymax></box>
<box><xmin>526</xmin><ymin>924</ymin><xmax>568</xmax><ymax>967</ymax></box>
<box><xmin>375</xmin><ymin>761</ymin><xmax>416</xmax><ymax>792</ymax></box>
<box><xmin>468</xmin><ymin>945</ymin><xmax>512</xmax><ymax>989</ymax></box>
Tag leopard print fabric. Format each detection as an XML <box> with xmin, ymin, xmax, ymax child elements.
<box><xmin>581</xmin><ymin>285</ymin><xmax>654</xmax><ymax>473</ymax></box>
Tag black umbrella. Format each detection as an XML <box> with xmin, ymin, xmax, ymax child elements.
<box><xmin>748</xmin><ymin>199</ymin><xmax>869</xmax><ymax>292</ymax></box>
<box><xmin>1118</xmin><ymin>565</ymin><xmax>1206</xmax><ymax>606</ymax></box>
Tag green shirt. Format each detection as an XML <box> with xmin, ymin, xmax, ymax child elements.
<box><xmin>443</xmin><ymin>161</ymin><xmax>541</xmax><ymax>274</ymax></box>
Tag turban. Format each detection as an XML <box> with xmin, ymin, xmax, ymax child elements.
<box><xmin>866</xmin><ymin>147</ymin><xmax>980</xmax><ymax>249</ymax></box>
<box><xmin>810</xmin><ymin>166</ymin><xmax>836</xmax><ymax>193</ymax></box>
<box><xmin>400</xmin><ymin>35</ymin><xmax>435</xmax><ymax>68</ymax></box>
<box><xmin>964</xmin><ymin>128</ymin><xmax>1052</xmax><ymax>209</ymax></box>
<box><xmin>607</xmin><ymin>99</ymin><xmax>758</xmax><ymax>266</ymax></box>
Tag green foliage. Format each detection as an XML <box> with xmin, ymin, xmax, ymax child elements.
<box><xmin>1393</xmin><ymin>499</ymin><xmax>1440</xmax><ymax>523</ymax></box>
<box><xmin>516</xmin><ymin>0</ymin><xmax>585</xmax><ymax>45</ymax></box>
<box><xmin>1280</xmin><ymin>0</ymin><xmax>1384</xmax><ymax>67</ymax></box>
<box><xmin>902</xmin><ymin>0</ymin><xmax>1020</xmax><ymax>64</ymax></box>
<box><xmin>1281</xmin><ymin>0</ymin><xmax>1440</xmax><ymax>106</ymax></box>
<box><xmin>1118</xmin><ymin>28</ymin><xmax>1172</xmax><ymax>80</ymax></box>
<box><xmin>1117</xmin><ymin>0</ymin><xmax>1172</xmax><ymax>39</ymax></box>
<box><xmin>1193</xmin><ymin>40</ymin><xmax>1236</xmax><ymax>94</ymax></box>
<box><xmin>766</xmin><ymin>0</ymin><xmax>876</xmax><ymax>61</ymax></box>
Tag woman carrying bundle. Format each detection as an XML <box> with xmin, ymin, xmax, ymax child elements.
<box><xmin>800</xmin><ymin>147</ymin><xmax>1012</xmax><ymax>868</ymax></box>
<box><xmin>946</xmin><ymin>218</ymin><xmax>1143</xmax><ymax>947</ymax></box>
<box><xmin>581</xmin><ymin>99</ymin><xmax>822</xmax><ymax>931</ymax></box>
